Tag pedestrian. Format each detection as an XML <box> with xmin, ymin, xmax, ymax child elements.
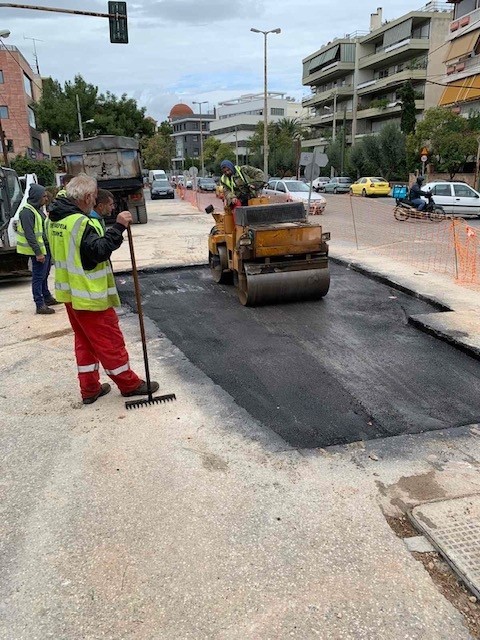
<box><xmin>16</xmin><ymin>183</ymin><xmax>59</xmax><ymax>315</ymax></box>
<box><xmin>219</xmin><ymin>159</ymin><xmax>265</xmax><ymax>207</ymax></box>
<box><xmin>89</xmin><ymin>188</ymin><xmax>115</xmax><ymax>235</ymax></box>
<box><xmin>47</xmin><ymin>173</ymin><xmax>159</xmax><ymax>405</ymax></box>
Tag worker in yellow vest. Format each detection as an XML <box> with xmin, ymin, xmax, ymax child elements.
<box><xmin>88</xmin><ymin>188</ymin><xmax>115</xmax><ymax>235</ymax></box>
<box><xmin>220</xmin><ymin>159</ymin><xmax>265</xmax><ymax>207</ymax></box>
<box><xmin>16</xmin><ymin>184</ymin><xmax>59</xmax><ymax>315</ymax></box>
<box><xmin>47</xmin><ymin>174</ymin><xmax>159</xmax><ymax>405</ymax></box>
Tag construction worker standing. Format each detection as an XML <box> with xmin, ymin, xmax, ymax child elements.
<box><xmin>16</xmin><ymin>184</ymin><xmax>59</xmax><ymax>315</ymax></box>
<box><xmin>220</xmin><ymin>159</ymin><xmax>265</xmax><ymax>207</ymax></box>
<box><xmin>88</xmin><ymin>188</ymin><xmax>115</xmax><ymax>235</ymax></box>
<box><xmin>47</xmin><ymin>173</ymin><xmax>159</xmax><ymax>405</ymax></box>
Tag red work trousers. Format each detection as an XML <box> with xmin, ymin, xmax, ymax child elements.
<box><xmin>65</xmin><ymin>303</ymin><xmax>142</xmax><ymax>399</ymax></box>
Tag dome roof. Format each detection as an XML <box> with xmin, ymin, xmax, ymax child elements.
<box><xmin>169</xmin><ymin>103</ymin><xmax>193</xmax><ymax>118</ymax></box>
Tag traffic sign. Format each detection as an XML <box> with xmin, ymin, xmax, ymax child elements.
<box><xmin>421</xmin><ymin>155</ymin><xmax>428</xmax><ymax>163</ymax></box>
<box><xmin>420</xmin><ymin>147</ymin><xmax>428</xmax><ymax>156</ymax></box>
<box><xmin>299</xmin><ymin>152</ymin><xmax>313</xmax><ymax>166</ymax></box>
<box><xmin>109</xmin><ymin>1</ymin><xmax>128</xmax><ymax>44</ymax></box>
<box><xmin>304</xmin><ymin>163</ymin><xmax>320</xmax><ymax>181</ymax></box>
<box><xmin>315</xmin><ymin>152</ymin><xmax>329</xmax><ymax>168</ymax></box>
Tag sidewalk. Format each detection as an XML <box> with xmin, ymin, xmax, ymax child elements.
<box><xmin>1</xmin><ymin>197</ymin><xmax>479</xmax><ymax>640</ymax></box>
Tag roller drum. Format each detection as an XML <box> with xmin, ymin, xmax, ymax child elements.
<box><xmin>238</xmin><ymin>264</ymin><xmax>330</xmax><ymax>306</ymax></box>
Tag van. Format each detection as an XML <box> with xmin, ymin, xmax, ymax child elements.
<box><xmin>148</xmin><ymin>169</ymin><xmax>166</xmax><ymax>183</ymax></box>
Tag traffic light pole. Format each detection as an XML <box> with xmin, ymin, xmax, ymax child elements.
<box><xmin>0</xmin><ymin>3</ymin><xmax>128</xmax><ymax>43</ymax></box>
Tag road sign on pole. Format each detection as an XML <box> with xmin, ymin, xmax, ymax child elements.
<box><xmin>304</xmin><ymin>163</ymin><xmax>320</xmax><ymax>182</ymax></box>
<box><xmin>108</xmin><ymin>1</ymin><xmax>128</xmax><ymax>44</ymax></box>
<box><xmin>420</xmin><ymin>154</ymin><xmax>428</xmax><ymax>163</ymax></box>
<box><xmin>299</xmin><ymin>152</ymin><xmax>313</xmax><ymax>166</ymax></box>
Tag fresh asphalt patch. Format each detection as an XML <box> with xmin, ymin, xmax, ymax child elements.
<box><xmin>118</xmin><ymin>263</ymin><xmax>480</xmax><ymax>449</ymax></box>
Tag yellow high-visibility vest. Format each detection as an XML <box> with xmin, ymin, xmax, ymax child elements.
<box><xmin>47</xmin><ymin>213</ymin><xmax>120</xmax><ymax>311</ymax></box>
<box><xmin>16</xmin><ymin>203</ymin><xmax>46</xmax><ymax>256</ymax></box>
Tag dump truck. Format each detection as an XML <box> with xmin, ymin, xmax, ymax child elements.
<box><xmin>61</xmin><ymin>135</ymin><xmax>147</xmax><ymax>224</ymax></box>
<box><xmin>0</xmin><ymin>167</ymin><xmax>30</xmax><ymax>278</ymax></box>
<box><xmin>207</xmin><ymin>199</ymin><xmax>330</xmax><ymax>306</ymax></box>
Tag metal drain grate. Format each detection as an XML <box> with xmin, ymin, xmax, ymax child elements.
<box><xmin>410</xmin><ymin>495</ymin><xmax>480</xmax><ymax>599</ymax></box>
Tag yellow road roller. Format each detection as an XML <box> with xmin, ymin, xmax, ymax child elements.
<box><xmin>207</xmin><ymin>198</ymin><xmax>330</xmax><ymax>306</ymax></box>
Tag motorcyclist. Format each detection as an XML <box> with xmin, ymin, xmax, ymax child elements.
<box><xmin>409</xmin><ymin>175</ymin><xmax>430</xmax><ymax>211</ymax></box>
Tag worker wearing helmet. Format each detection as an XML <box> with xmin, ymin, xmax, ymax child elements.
<box><xmin>220</xmin><ymin>160</ymin><xmax>265</xmax><ymax>207</ymax></box>
<box><xmin>409</xmin><ymin>175</ymin><xmax>430</xmax><ymax>211</ymax></box>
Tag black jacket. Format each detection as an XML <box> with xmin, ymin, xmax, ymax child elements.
<box><xmin>409</xmin><ymin>182</ymin><xmax>429</xmax><ymax>199</ymax></box>
<box><xmin>48</xmin><ymin>197</ymin><xmax>126</xmax><ymax>271</ymax></box>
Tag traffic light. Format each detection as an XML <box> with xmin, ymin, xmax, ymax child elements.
<box><xmin>108</xmin><ymin>1</ymin><xmax>128</xmax><ymax>44</ymax></box>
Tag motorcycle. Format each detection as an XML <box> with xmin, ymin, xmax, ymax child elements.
<box><xmin>394</xmin><ymin>191</ymin><xmax>446</xmax><ymax>222</ymax></box>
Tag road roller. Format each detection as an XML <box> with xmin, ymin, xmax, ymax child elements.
<box><xmin>207</xmin><ymin>198</ymin><xmax>330</xmax><ymax>306</ymax></box>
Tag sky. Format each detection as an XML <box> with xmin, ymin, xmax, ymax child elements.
<box><xmin>1</xmin><ymin>0</ymin><xmax>448</xmax><ymax>122</ymax></box>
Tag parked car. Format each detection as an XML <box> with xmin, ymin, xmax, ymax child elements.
<box><xmin>323</xmin><ymin>177</ymin><xmax>353</xmax><ymax>194</ymax></box>
<box><xmin>350</xmin><ymin>176</ymin><xmax>391</xmax><ymax>197</ymax></box>
<box><xmin>263</xmin><ymin>179</ymin><xmax>326</xmax><ymax>214</ymax></box>
<box><xmin>311</xmin><ymin>176</ymin><xmax>331</xmax><ymax>192</ymax></box>
<box><xmin>197</xmin><ymin>177</ymin><xmax>216</xmax><ymax>192</ymax></box>
<box><xmin>186</xmin><ymin>179</ymin><xmax>193</xmax><ymax>189</ymax></box>
<box><xmin>422</xmin><ymin>181</ymin><xmax>480</xmax><ymax>218</ymax></box>
<box><xmin>150</xmin><ymin>179</ymin><xmax>175</xmax><ymax>200</ymax></box>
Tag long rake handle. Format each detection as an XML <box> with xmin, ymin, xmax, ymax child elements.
<box><xmin>127</xmin><ymin>225</ymin><xmax>153</xmax><ymax>401</ymax></box>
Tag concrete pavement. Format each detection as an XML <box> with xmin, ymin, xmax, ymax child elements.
<box><xmin>1</xmin><ymin>195</ymin><xmax>480</xmax><ymax>639</ymax></box>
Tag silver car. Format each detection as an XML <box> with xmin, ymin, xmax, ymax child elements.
<box><xmin>422</xmin><ymin>181</ymin><xmax>480</xmax><ymax>218</ymax></box>
<box><xmin>263</xmin><ymin>179</ymin><xmax>326</xmax><ymax>214</ymax></box>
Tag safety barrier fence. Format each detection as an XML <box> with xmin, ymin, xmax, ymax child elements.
<box><xmin>176</xmin><ymin>187</ymin><xmax>479</xmax><ymax>290</ymax></box>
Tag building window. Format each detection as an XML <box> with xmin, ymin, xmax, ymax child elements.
<box><xmin>32</xmin><ymin>137</ymin><xmax>41</xmax><ymax>151</ymax></box>
<box><xmin>0</xmin><ymin>105</ymin><xmax>9</xmax><ymax>119</ymax></box>
<box><xmin>454</xmin><ymin>0</ymin><xmax>477</xmax><ymax>20</ymax></box>
<box><xmin>6</xmin><ymin>139</ymin><xmax>13</xmax><ymax>152</ymax></box>
<box><xmin>192</xmin><ymin>135</ymin><xmax>198</xmax><ymax>141</ymax></box>
<box><xmin>379</xmin><ymin>69</ymin><xmax>389</xmax><ymax>79</ymax></box>
<box><xmin>0</xmin><ymin>71</ymin><xmax>4</xmax><ymax>84</ymax></box>
<box><xmin>23</xmin><ymin>73</ymin><xmax>32</xmax><ymax>97</ymax></box>
<box><xmin>270</xmin><ymin>108</ymin><xmax>285</xmax><ymax>115</ymax></box>
<box><xmin>28</xmin><ymin>106</ymin><xmax>36</xmax><ymax>128</ymax></box>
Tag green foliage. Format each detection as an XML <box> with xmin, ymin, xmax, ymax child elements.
<box><xmin>11</xmin><ymin>155</ymin><xmax>57</xmax><ymax>186</ymax></box>
<box><xmin>412</xmin><ymin>107</ymin><xmax>478</xmax><ymax>178</ymax></box>
<box><xmin>247</xmin><ymin>118</ymin><xmax>306</xmax><ymax>175</ymax></box>
<box><xmin>349</xmin><ymin>141</ymin><xmax>367</xmax><ymax>178</ymax></box>
<box><xmin>203</xmin><ymin>137</ymin><xmax>222</xmax><ymax>170</ymax></box>
<box><xmin>141</xmin><ymin>131</ymin><xmax>175</xmax><ymax>170</ymax></box>
<box><xmin>398</xmin><ymin>81</ymin><xmax>417</xmax><ymax>134</ymax></box>
<box><xmin>325</xmin><ymin>139</ymin><xmax>342</xmax><ymax>173</ymax></box>
<box><xmin>361</xmin><ymin>135</ymin><xmax>383</xmax><ymax>175</ymax></box>
<box><xmin>214</xmin><ymin>143</ymin><xmax>235</xmax><ymax>171</ymax></box>
<box><xmin>33</xmin><ymin>74</ymin><xmax>155</xmax><ymax>143</ymax></box>
<box><xmin>378</xmin><ymin>123</ymin><xmax>407</xmax><ymax>180</ymax></box>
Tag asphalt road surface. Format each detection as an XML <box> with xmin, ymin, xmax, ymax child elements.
<box><xmin>118</xmin><ymin>263</ymin><xmax>480</xmax><ymax>448</ymax></box>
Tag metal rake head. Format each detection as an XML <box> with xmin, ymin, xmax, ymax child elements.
<box><xmin>125</xmin><ymin>393</ymin><xmax>176</xmax><ymax>410</ymax></box>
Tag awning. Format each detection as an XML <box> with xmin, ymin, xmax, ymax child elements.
<box><xmin>308</xmin><ymin>45</ymin><xmax>339</xmax><ymax>74</ymax></box>
<box><xmin>443</xmin><ymin>30</ymin><xmax>480</xmax><ymax>62</ymax></box>
<box><xmin>439</xmin><ymin>74</ymin><xmax>480</xmax><ymax>106</ymax></box>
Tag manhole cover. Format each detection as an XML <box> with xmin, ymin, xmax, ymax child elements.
<box><xmin>410</xmin><ymin>495</ymin><xmax>480</xmax><ymax>598</ymax></box>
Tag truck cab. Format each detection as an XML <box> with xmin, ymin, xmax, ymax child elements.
<box><xmin>0</xmin><ymin>167</ymin><xmax>30</xmax><ymax>277</ymax></box>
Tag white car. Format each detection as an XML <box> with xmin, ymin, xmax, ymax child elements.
<box><xmin>422</xmin><ymin>181</ymin><xmax>480</xmax><ymax>218</ymax></box>
<box><xmin>263</xmin><ymin>179</ymin><xmax>326</xmax><ymax>214</ymax></box>
<box><xmin>311</xmin><ymin>176</ymin><xmax>330</xmax><ymax>192</ymax></box>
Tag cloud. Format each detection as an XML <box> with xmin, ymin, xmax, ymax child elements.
<box><xmin>131</xmin><ymin>0</ymin><xmax>262</xmax><ymax>25</ymax></box>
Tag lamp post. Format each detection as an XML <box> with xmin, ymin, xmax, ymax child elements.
<box><xmin>250</xmin><ymin>27</ymin><xmax>281</xmax><ymax>179</ymax></box>
<box><xmin>324</xmin><ymin>90</ymin><xmax>338</xmax><ymax>177</ymax></box>
<box><xmin>193</xmin><ymin>100</ymin><xmax>208</xmax><ymax>177</ymax></box>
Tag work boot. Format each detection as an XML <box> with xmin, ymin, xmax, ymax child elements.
<box><xmin>121</xmin><ymin>381</ymin><xmax>159</xmax><ymax>397</ymax></box>
<box><xmin>45</xmin><ymin>297</ymin><xmax>61</xmax><ymax>306</ymax></box>
<box><xmin>83</xmin><ymin>383</ymin><xmax>111</xmax><ymax>405</ymax></box>
<box><xmin>36</xmin><ymin>305</ymin><xmax>55</xmax><ymax>315</ymax></box>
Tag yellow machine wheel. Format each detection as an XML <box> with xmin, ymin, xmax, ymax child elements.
<box><xmin>209</xmin><ymin>245</ymin><xmax>232</xmax><ymax>284</ymax></box>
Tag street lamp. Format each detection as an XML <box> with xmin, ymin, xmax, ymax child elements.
<box><xmin>250</xmin><ymin>27</ymin><xmax>281</xmax><ymax>179</ymax></box>
<box><xmin>193</xmin><ymin>100</ymin><xmax>208</xmax><ymax>177</ymax></box>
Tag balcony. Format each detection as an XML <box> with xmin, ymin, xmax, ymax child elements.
<box><xmin>448</xmin><ymin>7</ymin><xmax>480</xmax><ymax>40</ymax></box>
<box><xmin>442</xmin><ymin>53</ymin><xmax>480</xmax><ymax>83</ymax></box>
<box><xmin>302</xmin><ymin>85</ymin><xmax>354</xmax><ymax>108</ymax></box>
<box><xmin>357</xmin><ymin>68</ymin><xmax>426</xmax><ymax>96</ymax></box>
<box><xmin>356</xmin><ymin>99</ymin><xmax>424</xmax><ymax>120</ymax></box>
<box><xmin>359</xmin><ymin>38</ymin><xmax>430</xmax><ymax>70</ymax></box>
<box><xmin>303</xmin><ymin>61</ymin><xmax>355</xmax><ymax>86</ymax></box>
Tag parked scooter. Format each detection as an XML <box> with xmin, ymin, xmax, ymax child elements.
<box><xmin>394</xmin><ymin>192</ymin><xmax>446</xmax><ymax>222</ymax></box>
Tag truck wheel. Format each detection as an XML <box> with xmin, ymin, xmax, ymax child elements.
<box><xmin>137</xmin><ymin>207</ymin><xmax>148</xmax><ymax>224</ymax></box>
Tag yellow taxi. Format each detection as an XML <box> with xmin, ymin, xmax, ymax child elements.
<box><xmin>350</xmin><ymin>177</ymin><xmax>391</xmax><ymax>197</ymax></box>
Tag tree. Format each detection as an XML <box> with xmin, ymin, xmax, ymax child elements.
<box><xmin>34</xmin><ymin>74</ymin><xmax>155</xmax><ymax>143</ymax></box>
<box><xmin>142</xmin><ymin>132</ymin><xmax>175</xmax><ymax>170</ymax></box>
<box><xmin>214</xmin><ymin>143</ymin><xmax>235</xmax><ymax>172</ymax></box>
<box><xmin>349</xmin><ymin>141</ymin><xmax>367</xmax><ymax>178</ymax></box>
<box><xmin>11</xmin><ymin>156</ymin><xmax>57</xmax><ymax>186</ymax></box>
<box><xmin>436</xmin><ymin>131</ymin><xmax>477</xmax><ymax>179</ymax></box>
<box><xmin>361</xmin><ymin>135</ymin><xmax>383</xmax><ymax>175</ymax></box>
<box><xmin>378</xmin><ymin>123</ymin><xmax>407</xmax><ymax>180</ymax></box>
<box><xmin>203</xmin><ymin>136</ymin><xmax>222</xmax><ymax>170</ymax></box>
<box><xmin>398</xmin><ymin>81</ymin><xmax>416</xmax><ymax>134</ymax></box>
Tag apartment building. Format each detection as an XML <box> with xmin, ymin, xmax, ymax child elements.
<box><xmin>301</xmin><ymin>3</ymin><xmax>452</xmax><ymax>152</ymax></box>
<box><xmin>168</xmin><ymin>103</ymin><xmax>216</xmax><ymax>172</ymax></box>
<box><xmin>209</xmin><ymin>93</ymin><xmax>306</xmax><ymax>164</ymax></box>
<box><xmin>439</xmin><ymin>0</ymin><xmax>480</xmax><ymax>112</ymax></box>
<box><xmin>0</xmin><ymin>44</ymin><xmax>50</xmax><ymax>161</ymax></box>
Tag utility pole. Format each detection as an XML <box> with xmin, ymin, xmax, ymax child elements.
<box><xmin>235</xmin><ymin>125</ymin><xmax>239</xmax><ymax>165</ymax></box>
<box><xmin>76</xmin><ymin>94</ymin><xmax>84</xmax><ymax>140</ymax></box>
<box><xmin>193</xmin><ymin>100</ymin><xmax>207</xmax><ymax>177</ymax></box>
<box><xmin>340</xmin><ymin>107</ymin><xmax>347</xmax><ymax>176</ymax></box>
